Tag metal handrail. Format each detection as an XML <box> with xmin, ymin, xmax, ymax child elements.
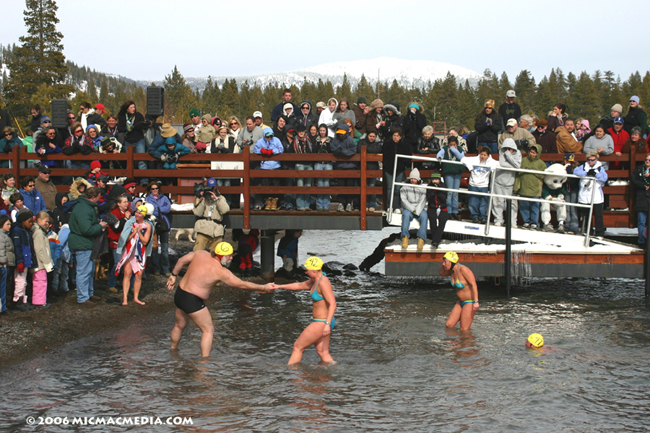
<box><xmin>390</xmin><ymin>154</ymin><xmax>600</xmax><ymax>247</ymax></box>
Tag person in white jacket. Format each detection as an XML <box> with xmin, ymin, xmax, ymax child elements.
<box><xmin>318</xmin><ymin>98</ymin><xmax>339</xmax><ymax>138</ymax></box>
<box><xmin>574</xmin><ymin>150</ymin><xmax>608</xmax><ymax>237</ymax></box>
<box><xmin>400</xmin><ymin>168</ymin><xmax>428</xmax><ymax>249</ymax></box>
<box><xmin>462</xmin><ymin>146</ymin><xmax>500</xmax><ymax>223</ymax></box>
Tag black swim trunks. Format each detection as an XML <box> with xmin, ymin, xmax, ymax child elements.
<box><xmin>174</xmin><ymin>288</ymin><xmax>206</xmax><ymax>314</ymax></box>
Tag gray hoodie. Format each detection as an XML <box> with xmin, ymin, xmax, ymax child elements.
<box><xmin>495</xmin><ymin>138</ymin><xmax>522</xmax><ymax>187</ymax></box>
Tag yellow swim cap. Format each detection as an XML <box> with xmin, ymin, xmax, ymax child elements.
<box><xmin>304</xmin><ymin>256</ymin><xmax>324</xmax><ymax>270</ymax></box>
<box><xmin>443</xmin><ymin>251</ymin><xmax>459</xmax><ymax>263</ymax></box>
<box><xmin>136</xmin><ymin>205</ymin><xmax>148</xmax><ymax>215</ymax></box>
<box><xmin>527</xmin><ymin>333</ymin><xmax>544</xmax><ymax>348</ymax></box>
<box><xmin>214</xmin><ymin>242</ymin><xmax>234</xmax><ymax>256</ymax></box>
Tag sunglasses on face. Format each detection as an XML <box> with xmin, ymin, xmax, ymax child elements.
<box><xmin>68</xmin><ymin>116</ymin><xmax>75</xmax><ymax>119</ymax></box>
<box><xmin>587</xmin><ymin>158</ymin><xmax>597</xmax><ymax>162</ymax></box>
<box><xmin>150</xmin><ymin>187</ymin><xmax>159</xmax><ymax>190</ymax></box>
<box><xmin>230</xmin><ymin>123</ymin><xmax>238</xmax><ymax>126</ymax></box>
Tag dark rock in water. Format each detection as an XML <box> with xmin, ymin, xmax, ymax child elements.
<box><xmin>275</xmin><ymin>268</ymin><xmax>292</xmax><ymax>279</ymax></box>
<box><xmin>326</xmin><ymin>261</ymin><xmax>345</xmax><ymax>270</ymax></box>
<box><xmin>343</xmin><ymin>270</ymin><xmax>356</xmax><ymax>277</ymax></box>
<box><xmin>343</xmin><ymin>264</ymin><xmax>358</xmax><ymax>270</ymax></box>
<box><xmin>322</xmin><ymin>264</ymin><xmax>342</xmax><ymax>276</ymax></box>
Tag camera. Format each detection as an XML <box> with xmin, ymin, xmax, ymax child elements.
<box><xmin>194</xmin><ymin>178</ymin><xmax>220</xmax><ymax>198</ymax></box>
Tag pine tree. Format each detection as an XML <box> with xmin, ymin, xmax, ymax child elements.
<box><xmin>220</xmin><ymin>79</ymin><xmax>240</xmax><ymax>119</ymax></box>
<box><xmin>4</xmin><ymin>0</ymin><xmax>74</xmax><ymax>117</ymax></box>
<box><xmin>356</xmin><ymin>74</ymin><xmax>375</xmax><ymax>102</ymax></box>
<box><xmin>514</xmin><ymin>70</ymin><xmax>536</xmax><ymax>115</ymax></box>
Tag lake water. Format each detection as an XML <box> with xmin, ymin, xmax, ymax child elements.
<box><xmin>1</xmin><ymin>228</ymin><xmax>649</xmax><ymax>432</ymax></box>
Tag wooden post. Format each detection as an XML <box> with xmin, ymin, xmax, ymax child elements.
<box><xmin>360</xmin><ymin>145</ymin><xmax>367</xmax><ymax>230</ymax></box>
<box><xmin>243</xmin><ymin>146</ymin><xmax>250</xmax><ymax>229</ymax></box>
<box><xmin>260</xmin><ymin>229</ymin><xmax>276</xmax><ymax>281</ymax></box>
<box><xmin>505</xmin><ymin>198</ymin><xmax>512</xmax><ymax>297</ymax></box>
<box><xmin>13</xmin><ymin>145</ymin><xmax>21</xmax><ymax>184</ymax></box>
<box><xmin>126</xmin><ymin>145</ymin><xmax>135</xmax><ymax>180</ymax></box>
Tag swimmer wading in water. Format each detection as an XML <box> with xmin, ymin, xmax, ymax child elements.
<box><xmin>166</xmin><ymin>242</ymin><xmax>276</xmax><ymax>358</ymax></box>
<box><xmin>276</xmin><ymin>257</ymin><xmax>337</xmax><ymax>365</ymax></box>
<box><xmin>439</xmin><ymin>251</ymin><xmax>479</xmax><ymax>330</ymax></box>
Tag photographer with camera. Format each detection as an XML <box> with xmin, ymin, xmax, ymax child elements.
<box><xmin>192</xmin><ymin>178</ymin><xmax>230</xmax><ymax>253</ymax></box>
<box><xmin>145</xmin><ymin>182</ymin><xmax>172</xmax><ymax>276</ymax></box>
<box><xmin>236</xmin><ymin>116</ymin><xmax>264</xmax><ymax>150</ymax></box>
<box><xmin>575</xmin><ymin>151</ymin><xmax>608</xmax><ymax>237</ymax></box>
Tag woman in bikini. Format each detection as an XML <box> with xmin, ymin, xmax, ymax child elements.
<box><xmin>276</xmin><ymin>256</ymin><xmax>337</xmax><ymax>365</ymax></box>
<box><xmin>115</xmin><ymin>205</ymin><xmax>152</xmax><ymax>306</ymax></box>
<box><xmin>439</xmin><ymin>251</ymin><xmax>479</xmax><ymax>330</ymax></box>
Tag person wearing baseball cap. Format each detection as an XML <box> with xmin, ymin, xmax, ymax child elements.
<box><xmin>166</xmin><ymin>243</ymin><xmax>276</xmax><ymax>357</ymax></box>
<box><xmin>608</xmin><ymin>117</ymin><xmax>630</xmax><ymax>165</ymax></box>
<box><xmin>624</xmin><ymin>95</ymin><xmax>648</xmax><ymax>136</ymax></box>
<box><xmin>86</xmin><ymin>103</ymin><xmax>107</xmax><ymax>128</ymax></box>
<box><xmin>498</xmin><ymin>90</ymin><xmax>522</xmax><ymax>128</ymax></box>
<box><xmin>253</xmin><ymin>111</ymin><xmax>270</xmax><ymax>130</ymax></box>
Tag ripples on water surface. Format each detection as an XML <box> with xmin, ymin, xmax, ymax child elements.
<box><xmin>1</xmin><ymin>229</ymin><xmax>649</xmax><ymax>432</ymax></box>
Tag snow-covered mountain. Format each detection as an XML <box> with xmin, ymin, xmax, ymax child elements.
<box><xmin>140</xmin><ymin>58</ymin><xmax>483</xmax><ymax>91</ymax></box>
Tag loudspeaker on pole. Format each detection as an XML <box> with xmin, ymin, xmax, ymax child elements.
<box><xmin>147</xmin><ymin>86</ymin><xmax>164</xmax><ymax>118</ymax></box>
<box><xmin>51</xmin><ymin>99</ymin><xmax>68</xmax><ymax>128</ymax></box>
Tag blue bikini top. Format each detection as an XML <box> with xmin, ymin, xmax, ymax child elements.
<box><xmin>450</xmin><ymin>265</ymin><xmax>465</xmax><ymax>289</ymax></box>
<box><xmin>310</xmin><ymin>275</ymin><xmax>325</xmax><ymax>302</ymax></box>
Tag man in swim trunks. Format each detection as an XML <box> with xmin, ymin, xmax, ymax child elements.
<box><xmin>439</xmin><ymin>251</ymin><xmax>479</xmax><ymax>330</ymax></box>
<box><xmin>166</xmin><ymin>242</ymin><xmax>276</xmax><ymax>357</ymax></box>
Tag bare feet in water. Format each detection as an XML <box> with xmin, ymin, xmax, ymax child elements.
<box><xmin>134</xmin><ymin>299</ymin><xmax>145</xmax><ymax>305</ymax></box>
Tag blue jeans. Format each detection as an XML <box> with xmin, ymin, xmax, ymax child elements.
<box><xmin>367</xmin><ymin>177</ymin><xmax>377</xmax><ymax>209</ymax></box>
<box><xmin>384</xmin><ymin>170</ymin><xmax>404</xmax><ymax>210</ymax></box>
<box><xmin>566</xmin><ymin>188</ymin><xmax>580</xmax><ymax>233</ymax></box>
<box><xmin>151</xmin><ymin>230</ymin><xmax>170</xmax><ymax>274</ymax></box>
<box><xmin>401</xmin><ymin>209</ymin><xmax>429</xmax><ymax>240</ymax></box>
<box><xmin>638</xmin><ymin>211</ymin><xmax>647</xmax><ymax>244</ymax></box>
<box><xmin>444</xmin><ymin>173</ymin><xmax>462</xmax><ymax>214</ymax></box>
<box><xmin>106</xmin><ymin>249</ymin><xmax>121</xmax><ymax>288</ymax></box>
<box><xmin>0</xmin><ymin>267</ymin><xmax>6</xmax><ymax>312</ymax></box>
<box><xmin>468</xmin><ymin>185</ymin><xmax>488</xmax><ymax>219</ymax></box>
<box><xmin>295</xmin><ymin>163</ymin><xmax>314</xmax><ymax>209</ymax></box>
<box><xmin>315</xmin><ymin>162</ymin><xmax>332</xmax><ymax>210</ymax></box>
<box><xmin>519</xmin><ymin>199</ymin><xmax>540</xmax><ymax>225</ymax></box>
<box><xmin>125</xmin><ymin>138</ymin><xmax>147</xmax><ymax>170</ymax></box>
<box><xmin>52</xmin><ymin>257</ymin><xmax>70</xmax><ymax>292</ymax></box>
<box><xmin>74</xmin><ymin>250</ymin><xmax>94</xmax><ymax>303</ymax></box>
<box><xmin>479</xmin><ymin>142</ymin><xmax>498</xmax><ymax>154</ymax></box>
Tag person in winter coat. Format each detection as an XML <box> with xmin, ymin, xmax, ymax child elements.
<box><xmin>383</xmin><ymin>128</ymin><xmax>413</xmax><ymax>212</ymax></box>
<box><xmin>318</xmin><ymin>98</ymin><xmax>339</xmax><ymax>138</ymax></box>
<box><xmin>236</xmin><ymin>116</ymin><xmax>264</xmax><ymax>149</ymax></box>
<box><xmin>19</xmin><ymin>176</ymin><xmax>46</xmax><ymax>214</ymax></box>
<box><xmin>295</xmin><ymin>100</ymin><xmax>319</xmax><ymax>130</ymax></box>
<box><xmin>314</xmin><ymin>124</ymin><xmax>333</xmax><ymax>211</ymax></box>
<box><xmin>365</xmin><ymin>98</ymin><xmax>385</xmax><ymax>138</ymax></box>
<box><xmin>252</xmin><ymin>128</ymin><xmax>284</xmax><ymax>210</ymax></box>
<box><xmin>555</xmin><ymin>124</ymin><xmax>583</xmax><ymax>154</ymax></box>
<box><xmin>600</xmin><ymin>104</ymin><xmax>623</xmax><ymax>132</ymax></box>
<box><xmin>516</xmin><ymin>144</ymin><xmax>547</xmax><ymax>228</ymax></box>
<box><xmin>492</xmin><ymin>138</ymin><xmax>522</xmax><ymax>226</ymax></box>
<box><xmin>145</xmin><ymin>182</ymin><xmax>172</xmax><ymax>276</ymax></box>
<box><xmin>622</xmin><ymin>127</ymin><xmax>648</xmax><ymax>171</ymax></box>
<box><xmin>333</xmin><ymin>97</ymin><xmax>356</xmax><ymax>130</ymax></box>
<box><xmin>192</xmin><ymin>178</ymin><xmax>230</xmax><ymax>253</ymax></box>
<box><xmin>631</xmin><ymin>152</ymin><xmax>650</xmax><ymax>246</ymax></box>
<box><xmin>547</xmin><ymin>103</ymin><xmax>567</xmax><ymax>133</ymax></box>
<box><xmin>155</xmin><ymin>136</ymin><xmax>190</xmax><ymax>169</ymax></box>
<box><xmin>399</xmin><ymin>168</ymin><xmax>427</xmax><ymax>250</ymax></box>
<box><xmin>436</xmin><ymin>136</ymin><xmax>465</xmax><ymax>219</ymax></box>
<box><xmin>29</xmin><ymin>105</ymin><xmax>43</xmax><ymax>133</ymax></box>
<box><xmin>624</xmin><ymin>96</ymin><xmax>648</xmax><ymax>136</ymax></box>
<box><xmin>562</xmin><ymin>153</ymin><xmax>581</xmax><ymax>234</ymax></box>
<box><xmin>208</xmin><ymin>126</ymin><xmax>238</xmax><ymax>206</ymax></box>
<box><xmin>277</xmin><ymin>229</ymin><xmax>302</xmax><ymax>272</ymax></box>
<box><xmin>358</xmin><ymin>131</ymin><xmax>382</xmax><ymax>211</ymax></box>
<box><xmin>195</xmin><ymin>115</ymin><xmax>216</xmax><ymax>152</ymax></box>
<box><xmin>86</xmin><ymin>124</ymin><xmax>103</xmax><ymax>151</ymax></box>
<box><xmin>273</xmin><ymin>115</ymin><xmax>289</xmax><ymax>144</ymax></box>
<box><xmin>414</xmin><ymin>125</ymin><xmax>440</xmax><ymax>170</ymax></box>
<box><xmin>607</xmin><ymin>117</ymin><xmax>630</xmax><ymax>170</ymax></box>
<box><xmin>583</xmin><ymin>125</ymin><xmax>614</xmax><ymax>169</ymax></box>
<box><xmin>0</xmin><ymin>215</ymin><xmax>14</xmax><ymax>313</ymax></box>
<box><xmin>293</xmin><ymin>124</ymin><xmax>315</xmax><ymax>210</ymax></box>
<box><xmin>498</xmin><ymin>90</ymin><xmax>522</xmax><ymax>126</ymax></box>
<box><xmin>234</xmin><ymin>228</ymin><xmax>259</xmax><ymax>276</ymax></box>
<box><xmin>34</xmin><ymin>126</ymin><xmax>64</xmax><ymax>169</ymax></box>
<box><xmin>440</xmin><ymin>127</ymin><xmax>469</xmax><ymax>153</ymax></box>
<box><xmin>379</xmin><ymin>103</ymin><xmax>406</xmax><ymax>142</ymax></box>
<box><xmin>68</xmin><ymin>187</ymin><xmax>107</xmax><ymax>304</ymax></box>
<box><xmin>462</xmin><ymin>146</ymin><xmax>500</xmax><ymax>223</ymax></box>
<box><xmin>271</xmin><ymin>89</ymin><xmax>301</xmax><ymax>122</ymax></box>
<box><xmin>0</xmin><ymin>127</ymin><xmax>22</xmax><ymax>168</ymax></box>
<box><xmin>403</xmin><ymin>102</ymin><xmax>427</xmax><ymax>145</ymax></box>
<box><xmin>12</xmin><ymin>211</ymin><xmax>36</xmax><ymax>311</ymax></box>
<box><xmin>31</xmin><ymin>211</ymin><xmax>54</xmax><ymax>308</ymax></box>
<box><xmin>474</xmin><ymin>100</ymin><xmax>503</xmax><ymax>154</ymax></box>
<box><xmin>498</xmin><ymin>118</ymin><xmax>536</xmax><ymax>151</ymax></box>
<box><xmin>331</xmin><ymin>123</ymin><xmax>359</xmax><ymax>211</ymax></box>
<box><xmin>106</xmin><ymin>195</ymin><xmax>131</xmax><ymax>291</ymax></box>
<box><xmin>532</xmin><ymin>119</ymin><xmax>558</xmax><ymax>155</ymax></box>
<box><xmin>34</xmin><ymin>165</ymin><xmax>57</xmax><ymax>211</ymax></box>
<box><xmin>352</xmin><ymin>97</ymin><xmax>369</xmax><ymax>135</ymax></box>
<box><xmin>117</xmin><ymin>101</ymin><xmax>149</xmax><ymax>170</ymax></box>
<box><xmin>575</xmin><ymin>151</ymin><xmax>608</xmax><ymax>237</ymax></box>
<box><xmin>426</xmin><ymin>172</ymin><xmax>448</xmax><ymax>248</ymax></box>
<box><xmin>84</xmin><ymin>160</ymin><xmax>108</xmax><ymax>186</ymax></box>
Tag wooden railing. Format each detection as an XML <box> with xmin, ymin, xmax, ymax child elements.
<box><xmin>0</xmin><ymin>144</ymin><xmax>643</xmax><ymax>229</ymax></box>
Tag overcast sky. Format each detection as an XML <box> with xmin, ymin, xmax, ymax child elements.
<box><xmin>1</xmin><ymin>0</ymin><xmax>648</xmax><ymax>83</ymax></box>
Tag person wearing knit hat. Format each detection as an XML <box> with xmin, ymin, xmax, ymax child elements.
<box><xmin>85</xmin><ymin>161</ymin><xmax>108</xmax><ymax>186</ymax></box>
<box><xmin>600</xmin><ymin>103</ymin><xmax>625</xmax><ymax>131</ymax></box>
<box><xmin>624</xmin><ymin>95</ymin><xmax>648</xmax><ymax>136</ymax></box>
<box><xmin>427</xmin><ymin>171</ymin><xmax>449</xmax><ymax>248</ymax></box>
<box><xmin>353</xmin><ymin>97</ymin><xmax>370</xmax><ymax>134</ymax></box>
<box><xmin>399</xmin><ymin>167</ymin><xmax>428</xmax><ymax>249</ymax></box>
<box><xmin>315</xmin><ymin>101</ymin><xmax>326</xmax><ymax>115</ymax></box>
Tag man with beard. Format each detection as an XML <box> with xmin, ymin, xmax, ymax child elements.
<box><xmin>167</xmin><ymin>242</ymin><xmax>277</xmax><ymax>357</ymax></box>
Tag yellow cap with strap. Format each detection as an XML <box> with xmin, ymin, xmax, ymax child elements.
<box><xmin>443</xmin><ymin>251</ymin><xmax>459</xmax><ymax>263</ymax></box>
<box><xmin>214</xmin><ymin>242</ymin><xmax>234</xmax><ymax>256</ymax></box>
<box><xmin>304</xmin><ymin>256</ymin><xmax>324</xmax><ymax>270</ymax></box>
